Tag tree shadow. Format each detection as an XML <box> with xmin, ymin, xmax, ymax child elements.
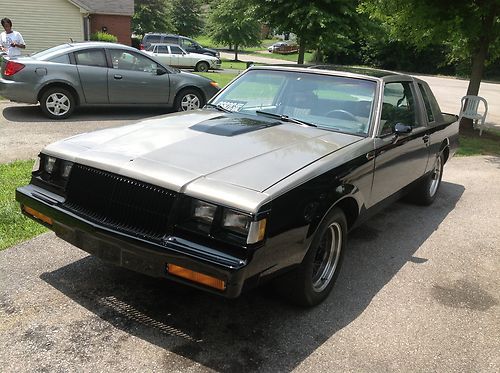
<box><xmin>40</xmin><ymin>181</ymin><xmax>464</xmax><ymax>372</ymax></box>
<box><xmin>2</xmin><ymin>105</ymin><xmax>173</xmax><ymax>123</ymax></box>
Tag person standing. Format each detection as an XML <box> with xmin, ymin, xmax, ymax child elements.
<box><xmin>0</xmin><ymin>18</ymin><xmax>25</xmax><ymax>57</ymax></box>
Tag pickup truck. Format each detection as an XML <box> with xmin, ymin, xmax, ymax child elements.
<box><xmin>16</xmin><ymin>65</ymin><xmax>459</xmax><ymax>306</ymax></box>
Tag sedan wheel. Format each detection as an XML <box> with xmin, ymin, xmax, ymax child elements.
<box><xmin>195</xmin><ymin>61</ymin><xmax>209</xmax><ymax>72</ymax></box>
<box><xmin>175</xmin><ymin>89</ymin><xmax>204</xmax><ymax>111</ymax></box>
<box><xmin>275</xmin><ymin>208</ymin><xmax>347</xmax><ymax>307</ymax></box>
<box><xmin>40</xmin><ymin>87</ymin><xmax>75</xmax><ymax>119</ymax></box>
<box><xmin>411</xmin><ymin>152</ymin><xmax>444</xmax><ymax>206</ymax></box>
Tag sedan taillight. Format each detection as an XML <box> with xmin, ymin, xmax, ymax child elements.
<box><xmin>4</xmin><ymin>61</ymin><xmax>25</xmax><ymax>76</ymax></box>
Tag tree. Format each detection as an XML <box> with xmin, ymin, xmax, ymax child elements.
<box><xmin>172</xmin><ymin>0</ymin><xmax>204</xmax><ymax>37</ymax></box>
<box><xmin>207</xmin><ymin>0</ymin><xmax>261</xmax><ymax>60</ymax></box>
<box><xmin>132</xmin><ymin>0</ymin><xmax>174</xmax><ymax>36</ymax></box>
<box><xmin>255</xmin><ymin>0</ymin><xmax>359</xmax><ymax>64</ymax></box>
<box><xmin>360</xmin><ymin>0</ymin><xmax>500</xmax><ymax>132</ymax></box>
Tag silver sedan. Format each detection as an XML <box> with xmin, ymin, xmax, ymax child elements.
<box><xmin>144</xmin><ymin>44</ymin><xmax>221</xmax><ymax>72</ymax></box>
<box><xmin>0</xmin><ymin>42</ymin><xmax>220</xmax><ymax>119</ymax></box>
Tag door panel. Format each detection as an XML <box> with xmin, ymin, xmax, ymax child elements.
<box><xmin>74</xmin><ymin>49</ymin><xmax>109</xmax><ymax>104</ymax></box>
<box><xmin>107</xmin><ymin>49</ymin><xmax>170</xmax><ymax>104</ymax></box>
<box><xmin>369</xmin><ymin>81</ymin><xmax>430</xmax><ymax>205</ymax></box>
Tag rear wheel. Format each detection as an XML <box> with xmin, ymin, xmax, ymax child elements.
<box><xmin>412</xmin><ymin>152</ymin><xmax>444</xmax><ymax>205</ymax></box>
<box><xmin>40</xmin><ymin>87</ymin><xmax>75</xmax><ymax>119</ymax></box>
<box><xmin>174</xmin><ymin>89</ymin><xmax>204</xmax><ymax>111</ymax></box>
<box><xmin>276</xmin><ymin>208</ymin><xmax>347</xmax><ymax>307</ymax></box>
<box><xmin>195</xmin><ymin>61</ymin><xmax>209</xmax><ymax>72</ymax></box>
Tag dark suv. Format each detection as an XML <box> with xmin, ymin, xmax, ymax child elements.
<box><xmin>140</xmin><ymin>34</ymin><xmax>219</xmax><ymax>58</ymax></box>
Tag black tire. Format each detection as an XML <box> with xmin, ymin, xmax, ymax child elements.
<box><xmin>195</xmin><ymin>61</ymin><xmax>209</xmax><ymax>72</ymax></box>
<box><xmin>276</xmin><ymin>208</ymin><xmax>347</xmax><ymax>307</ymax></box>
<box><xmin>412</xmin><ymin>152</ymin><xmax>444</xmax><ymax>206</ymax></box>
<box><xmin>174</xmin><ymin>89</ymin><xmax>204</xmax><ymax>112</ymax></box>
<box><xmin>40</xmin><ymin>87</ymin><xmax>76</xmax><ymax>119</ymax></box>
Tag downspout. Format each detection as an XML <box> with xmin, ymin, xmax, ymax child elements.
<box><xmin>83</xmin><ymin>13</ymin><xmax>90</xmax><ymax>41</ymax></box>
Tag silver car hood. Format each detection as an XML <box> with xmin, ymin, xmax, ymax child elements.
<box><xmin>44</xmin><ymin>110</ymin><xmax>362</xmax><ymax>211</ymax></box>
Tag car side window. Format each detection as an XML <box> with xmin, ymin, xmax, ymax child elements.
<box><xmin>74</xmin><ymin>49</ymin><xmax>107</xmax><ymax>68</ymax></box>
<box><xmin>157</xmin><ymin>45</ymin><xmax>168</xmax><ymax>54</ymax></box>
<box><xmin>109</xmin><ymin>50</ymin><xmax>157</xmax><ymax>73</ymax></box>
<box><xmin>164</xmin><ymin>36</ymin><xmax>177</xmax><ymax>43</ymax></box>
<box><xmin>170</xmin><ymin>46</ymin><xmax>183</xmax><ymax>55</ymax></box>
<box><xmin>145</xmin><ymin>35</ymin><xmax>161</xmax><ymax>44</ymax></box>
<box><xmin>418</xmin><ymin>83</ymin><xmax>435</xmax><ymax>123</ymax></box>
<box><xmin>48</xmin><ymin>54</ymin><xmax>70</xmax><ymax>64</ymax></box>
<box><xmin>380</xmin><ymin>82</ymin><xmax>417</xmax><ymax>136</ymax></box>
<box><xmin>183</xmin><ymin>39</ymin><xmax>197</xmax><ymax>49</ymax></box>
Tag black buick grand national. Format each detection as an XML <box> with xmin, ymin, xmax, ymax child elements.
<box><xmin>16</xmin><ymin>65</ymin><xmax>459</xmax><ymax>306</ymax></box>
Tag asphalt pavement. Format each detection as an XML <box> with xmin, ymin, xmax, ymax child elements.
<box><xmin>0</xmin><ymin>65</ymin><xmax>499</xmax><ymax>372</ymax></box>
<box><xmin>1</xmin><ymin>155</ymin><xmax>499</xmax><ymax>372</ymax></box>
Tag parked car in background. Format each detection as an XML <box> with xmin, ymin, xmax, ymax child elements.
<box><xmin>16</xmin><ymin>65</ymin><xmax>458</xmax><ymax>306</ymax></box>
<box><xmin>268</xmin><ymin>41</ymin><xmax>299</xmax><ymax>54</ymax></box>
<box><xmin>0</xmin><ymin>42</ymin><xmax>220</xmax><ymax>119</ymax></box>
<box><xmin>140</xmin><ymin>33</ymin><xmax>219</xmax><ymax>58</ymax></box>
<box><xmin>144</xmin><ymin>44</ymin><xmax>221</xmax><ymax>72</ymax></box>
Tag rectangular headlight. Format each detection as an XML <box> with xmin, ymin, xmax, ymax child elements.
<box><xmin>222</xmin><ymin>209</ymin><xmax>251</xmax><ymax>235</ymax></box>
<box><xmin>44</xmin><ymin>156</ymin><xmax>57</xmax><ymax>174</ymax></box>
<box><xmin>191</xmin><ymin>199</ymin><xmax>217</xmax><ymax>225</ymax></box>
<box><xmin>60</xmin><ymin>160</ymin><xmax>73</xmax><ymax>179</ymax></box>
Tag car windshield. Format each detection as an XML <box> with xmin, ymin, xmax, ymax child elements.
<box><xmin>209</xmin><ymin>69</ymin><xmax>377</xmax><ymax>136</ymax></box>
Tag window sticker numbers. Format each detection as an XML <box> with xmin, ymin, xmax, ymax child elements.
<box><xmin>218</xmin><ymin>100</ymin><xmax>245</xmax><ymax>112</ymax></box>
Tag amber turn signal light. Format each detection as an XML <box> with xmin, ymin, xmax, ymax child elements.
<box><xmin>22</xmin><ymin>205</ymin><xmax>53</xmax><ymax>225</ymax></box>
<box><xmin>167</xmin><ymin>263</ymin><xmax>226</xmax><ymax>291</ymax></box>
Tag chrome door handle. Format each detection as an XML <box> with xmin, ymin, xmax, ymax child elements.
<box><xmin>114</xmin><ymin>74</ymin><xmax>123</xmax><ymax>80</ymax></box>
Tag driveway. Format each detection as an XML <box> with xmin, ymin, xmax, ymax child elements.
<box><xmin>1</xmin><ymin>155</ymin><xmax>499</xmax><ymax>372</ymax></box>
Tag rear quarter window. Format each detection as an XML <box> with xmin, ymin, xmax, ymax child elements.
<box><xmin>48</xmin><ymin>54</ymin><xmax>70</xmax><ymax>64</ymax></box>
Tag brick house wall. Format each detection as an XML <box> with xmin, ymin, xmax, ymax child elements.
<box><xmin>89</xmin><ymin>14</ymin><xmax>131</xmax><ymax>45</ymax></box>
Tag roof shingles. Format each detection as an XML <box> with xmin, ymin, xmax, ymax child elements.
<box><xmin>68</xmin><ymin>0</ymin><xmax>134</xmax><ymax>16</ymax></box>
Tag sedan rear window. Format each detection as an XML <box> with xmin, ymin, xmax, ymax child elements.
<box><xmin>48</xmin><ymin>54</ymin><xmax>70</xmax><ymax>64</ymax></box>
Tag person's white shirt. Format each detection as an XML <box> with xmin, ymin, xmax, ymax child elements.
<box><xmin>0</xmin><ymin>30</ymin><xmax>25</xmax><ymax>57</ymax></box>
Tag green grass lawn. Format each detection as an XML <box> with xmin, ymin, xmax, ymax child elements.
<box><xmin>0</xmin><ymin>160</ymin><xmax>48</xmax><ymax>251</ymax></box>
<box><xmin>195</xmin><ymin>71</ymin><xmax>238</xmax><ymax>88</ymax></box>
<box><xmin>457</xmin><ymin>129</ymin><xmax>500</xmax><ymax>156</ymax></box>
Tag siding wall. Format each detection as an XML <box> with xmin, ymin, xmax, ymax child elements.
<box><xmin>90</xmin><ymin>14</ymin><xmax>131</xmax><ymax>46</ymax></box>
<box><xmin>1</xmin><ymin>0</ymin><xmax>84</xmax><ymax>55</ymax></box>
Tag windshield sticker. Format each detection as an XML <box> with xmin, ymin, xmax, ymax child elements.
<box><xmin>217</xmin><ymin>100</ymin><xmax>245</xmax><ymax>112</ymax></box>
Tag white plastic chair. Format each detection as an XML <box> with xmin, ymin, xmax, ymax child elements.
<box><xmin>459</xmin><ymin>95</ymin><xmax>488</xmax><ymax>135</ymax></box>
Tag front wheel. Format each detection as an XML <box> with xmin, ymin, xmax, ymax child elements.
<box><xmin>40</xmin><ymin>87</ymin><xmax>76</xmax><ymax>119</ymax></box>
<box><xmin>412</xmin><ymin>152</ymin><xmax>444</xmax><ymax>205</ymax></box>
<box><xmin>195</xmin><ymin>61</ymin><xmax>209</xmax><ymax>72</ymax></box>
<box><xmin>276</xmin><ymin>208</ymin><xmax>347</xmax><ymax>307</ymax></box>
<box><xmin>174</xmin><ymin>89</ymin><xmax>204</xmax><ymax>111</ymax></box>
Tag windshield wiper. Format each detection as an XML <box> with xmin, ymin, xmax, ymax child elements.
<box><xmin>205</xmin><ymin>103</ymin><xmax>232</xmax><ymax>113</ymax></box>
<box><xmin>255</xmin><ymin>110</ymin><xmax>317</xmax><ymax>127</ymax></box>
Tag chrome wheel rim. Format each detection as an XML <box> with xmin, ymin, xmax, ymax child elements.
<box><xmin>180</xmin><ymin>94</ymin><xmax>201</xmax><ymax>111</ymax></box>
<box><xmin>198</xmin><ymin>63</ymin><xmax>208</xmax><ymax>72</ymax></box>
<box><xmin>46</xmin><ymin>93</ymin><xmax>70</xmax><ymax>116</ymax></box>
<box><xmin>312</xmin><ymin>222</ymin><xmax>342</xmax><ymax>292</ymax></box>
<box><xmin>429</xmin><ymin>156</ymin><xmax>442</xmax><ymax>197</ymax></box>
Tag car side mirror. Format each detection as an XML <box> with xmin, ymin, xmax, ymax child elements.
<box><xmin>393</xmin><ymin>122</ymin><xmax>412</xmax><ymax>135</ymax></box>
<box><xmin>156</xmin><ymin>67</ymin><xmax>167</xmax><ymax>76</ymax></box>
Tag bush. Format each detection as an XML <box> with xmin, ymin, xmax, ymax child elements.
<box><xmin>90</xmin><ymin>31</ymin><xmax>118</xmax><ymax>43</ymax></box>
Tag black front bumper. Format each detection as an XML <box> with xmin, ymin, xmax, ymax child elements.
<box><xmin>16</xmin><ymin>184</ymin><xmax>252</xmax><ymax>298</ymax></box>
